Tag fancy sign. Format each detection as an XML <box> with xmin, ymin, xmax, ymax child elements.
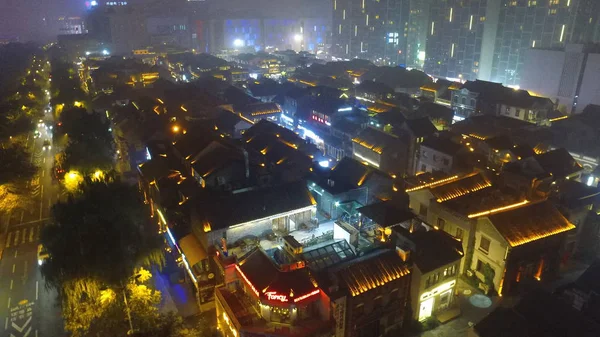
<box><xmin>265</xmin><ymin>291</ymin><xmax>288</xmax><ymax>302</ymax></box>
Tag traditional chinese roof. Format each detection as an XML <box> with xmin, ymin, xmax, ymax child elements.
<box><xmin>440</xmin><ymin>187</ymin><xmax>522</xmax><ymax>218</ymax></box>
<box><xmin>238</xmin><ymin>248</ymin><xmax>318</xmax><ymax>300</ymax></box>
<box><xmin>357</xmin><ymin>201</ymin><xmax>415</xmax><ymax>228</ymax></box>
<box><xmin>352</xmin><ymin>127</ymin><xmax>402</xmax><ymax>154</ymax></box>
<box><xmin>430</xmin><ymin>173</ymin><xmax>492</xmax><ymax>203</ymax></box>
<box><xmin>411</xmin><ymin>229</ymin><xmax>463</xmax><ymax>274</ymax></box>
<box><xmin>331</xmin><ymin>249</ymin><xmax>410</xmax><ymax>297</ymax></box>
<box><xmin>241</xmin><ymin>102</ymin><xmax>282</xmax><ymax>117</ymax></box>
<box><xmin>488</xmin><ymin>201</ymin><xmax>576</xmax><ymax>247</ymax></box>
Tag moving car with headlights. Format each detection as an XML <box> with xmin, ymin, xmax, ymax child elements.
<box><xmin>37</xmin><ymin>244</ymin><xmax>49</xmax><ymax>265</ymax></box>
<box><xmin>43</xmin><ymin>139</ymin><xmax>51</xmax><ymax>150</ymax></box>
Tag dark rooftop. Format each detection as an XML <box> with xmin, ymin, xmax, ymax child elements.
<box><xmin>193</xmin><ymin>181</ymin><xmax>316</xmax><ymax>231</ymax></box>
<box><xmin>238</xmin><ymin>248</ymin><xmax>318</xmax><ymax>300</ymax></box>
<box><xmin>404</xmin><ymin>117</ymin><xmax>437</xmax><ymax>138</ymax></box>
<box><xmin>534</xmin><ymin>148</ymin><xmax>582</xmax><ymax>178</ymax></box>
<box><xmin>410</xmin><ymin>229</ymin><xmax>463</xmax><ymax>274</ymax></box>
<box><xmin>357</xmin><ymin>201</ymin><xmax>415</xmax><ymax>228</ymax></box>
<box><xmin>420</xmin><ymin>136</ymin><xmax>463</xmax><ymax>156</ymax></box>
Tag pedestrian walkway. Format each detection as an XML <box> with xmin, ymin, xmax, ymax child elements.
<box><xmin>4</xmin><ymin>224</ymin><xmax>43</xmax><ymax>249</ymax></box>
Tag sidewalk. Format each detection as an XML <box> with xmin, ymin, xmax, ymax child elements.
<box><xmin>153</xmin><ymin>255</ymin><xmax>200</xmax><ymax>318</ymax></box>
<box><xmin>419</xmin><ymin>278</ymin><xmax>501</xmax><ymax>337</ymax></box>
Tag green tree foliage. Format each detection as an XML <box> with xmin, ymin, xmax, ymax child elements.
<box><xmin>59</xmin><ymin>107</ymin><xmax>115</xmax><ymax>173</ymax></box>
<box><xmin>0</xmin><ymin>144</ymin><xmax>37</xmax><ymax>213</ymax></box>
<box><xmin>41</xmin><ymin>176</ymin><xmax>164</xmax><ymax>289</ymax></box>
<box><xmin>49</xmin><ymin>60</ymin><xmax>86</xmax><ymax>107</ymax></box>
<box><xmin>40</xmin><ymin>176</ymin><xmax>166</xmax><ymax>336</ymax></box>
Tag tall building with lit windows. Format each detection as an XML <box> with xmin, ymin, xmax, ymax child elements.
<box><xmin>424</xmin><ymin>0</ymin><xmax>597</xmax><ymax>85</ymax></box>
<box><xmin>406</xmin><ymin>0</ymin><xmax>431</xmax><ymax>69</ymax></box>
<box><xmin>489</xmin><ymin>0</ymin><xmax>582</xmax><ymax>85</ymax></box>
<box><xmin>424</xmin><ymin>0</ymin><xmax>494</xmax><ymax>81</ymax></box>
<box><xmin>331</xmin><ymin>0</ymin><xmax>410</xmax><ymax>66</ymax></box>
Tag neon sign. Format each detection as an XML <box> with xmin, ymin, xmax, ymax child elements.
<box><xmin>265</xmin><ymin>291</ymin><xmax>288</xmax><ymax>302</ymax></box>
<box><xmin>294</xmin><ymin>289</ymin><xmax>320</xmax><ymax>303</ymax></box>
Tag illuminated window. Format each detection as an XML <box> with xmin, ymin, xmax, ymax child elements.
<box><xmin>479</xmin><ymin>236</ymin><xmax>491</xmax><ymax>254</ymax></box>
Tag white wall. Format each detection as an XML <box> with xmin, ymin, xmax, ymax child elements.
<box><xmin>577</xmin><ymin>53</ymin><xmax>600</xmax><ymax>112</ymax></box>
<box><xmin>520</xmin><ymin>49</ymin><xmax>565</xmax><ymax>104</ymax></box>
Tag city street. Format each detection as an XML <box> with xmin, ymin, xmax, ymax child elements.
<box><xmin>0</xmin><ymin>112</ymin><xmax>64</xmax><ymax>337</ymax></box>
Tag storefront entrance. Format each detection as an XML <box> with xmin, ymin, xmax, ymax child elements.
<box><xmin>419</xmin><ymin>297</ymin><xmax>434</xmax><ymax>321</ymax></box>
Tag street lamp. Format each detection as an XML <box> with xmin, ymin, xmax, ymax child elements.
<box><xmin>294</xmin><ymin>34</ymin><xmax>303</xmax><ymax>42</ymax></box>
<box><xmin>233</xmin><ymin>39</ymin><xmax>244</xmax><ymax>48</ymax></box>
<box><xmin>123</xmin><ymin>273</ymin><xmax>142</xmax><ymax>335</ymax></box>
<box><xmin>172</xmin><ymin>125</ymin><xmax>180</xmax><ymax>133</ymax></box>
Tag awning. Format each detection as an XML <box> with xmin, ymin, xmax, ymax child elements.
<box><xmin>178</xmin><ymin>234</ymin><xmax>207</xmax><ymax>267</ymax></box>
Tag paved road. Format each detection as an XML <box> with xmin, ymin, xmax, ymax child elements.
<box><xmin>0</xmin><ymin>110</ymin><xmax>64</xmax><ymax>337</ymax></box>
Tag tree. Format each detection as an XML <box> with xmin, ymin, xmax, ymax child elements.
<box><xmin>40</xmin><ymin>176</ymin><xmax>165</xmax><ymax>336</ymax></box>
<box><xmin>0</xmin><ymin>144</ymin><xmax>37</xmax><ymax>213</ymax></box>
<box><xmin>60</xmin><ymin>107</ymin><xmax>115</xmax><ymax>174</ymax></box>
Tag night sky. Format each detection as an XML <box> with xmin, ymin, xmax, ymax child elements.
<box><xmin>0</xmin><ymin>0</ymin><xmax>330</xmax><ymax>43</ymax></box>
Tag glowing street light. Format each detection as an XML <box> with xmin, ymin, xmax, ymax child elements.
<box><xmin>172</xmin><ymin>125</ymin><xmax>180</xmax><ymax>133</ymax></box>
<box><xmin>294</xmin><ymin>34</ymin><xmax>303</xmax><ymax>42</ymax></box>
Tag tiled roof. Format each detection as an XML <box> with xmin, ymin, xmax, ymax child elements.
<box><xmin>440</xmin><ymin>188</ymin><xmax>522</xmax><ymax>218</ymax></box>
<box><xmin>357</xmin><ymin>201</ymin><xmax>415</xmax><ymax>227</ymax></box>
<box><xmin>238</xmin><ymin>249</ymin><xmax>318</xmax><ymax>300</ymax></box>
<box><xmin>332</xmin><ymin>249</ymin><xmax>410</xmax><ymax>297</ymax></box>
<box><xmin>352</xmin><ymin>127</ymin><xmax>402</xmax><ymax>154</ymax></box>
<box><xmin>430</xmin><ymin>173</ymin><xmax>492</xmax><ymax>203</ymax></box>
<box><xmin>241</xmin><ymin>102</ymin><xmax>282</xmax><ymax>116</ymax></box>
<box><xmin>488</xmin><ymin>201</ymin><xmax>575</xmax><ymax>247</ymax></box>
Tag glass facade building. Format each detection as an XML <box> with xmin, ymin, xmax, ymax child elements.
<box><xmin>332</xmin><ymin>0</ymin><xmax>410</xmax><ymax>66</ymax></box>
<box><xmin>424</xmin><ymin>0</ymin><xmax>598</xmax><ymax>85</ymax></box>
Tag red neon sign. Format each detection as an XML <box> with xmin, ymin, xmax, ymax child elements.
<box><xmin>235</xmin><ymin>265</ymin><xmax>259</xmax><ymax>297</ymax></box>
<box><xmin>293</xmin><ymin>289</ymin><xmax>320</xmax><ymax>303</ymax></box>
<box><xmin>265</xmin><ymin>291</ymin><xmax>288</xmax><ymax>302</ymax></box>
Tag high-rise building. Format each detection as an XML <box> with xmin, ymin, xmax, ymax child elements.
<box><xmin>489</xmin><ymin>0</ymin><xmax>580</xmax><ymax>85</ymax></box>
<box><xmin>572</xmin><ymin>0</ymin><xmax>600</xmax><ymax>44</ymax></box>
<box><xmin>331</xmin><ymin>0</ymin><xmax>410</xmax><ymax>66</ymax></box>
<box><xmin>424</xmin><ymin>0</ymin><xmax>598</xmax><ymax>85</ymax></box>
<box><xmin>424</xmin><ymin>0</ymin><xmax>494</xmax><ymax>81</ymax></box>
<box><xmin>405</xmin><ymin>0</ymin><xmax>431</xmax><ymax>69</ymax></box>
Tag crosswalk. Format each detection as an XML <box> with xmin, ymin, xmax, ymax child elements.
<box><xmin>4</xmin><ymin>225</ymin><xmax>43</xmax><ymax>248</ymax></box>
